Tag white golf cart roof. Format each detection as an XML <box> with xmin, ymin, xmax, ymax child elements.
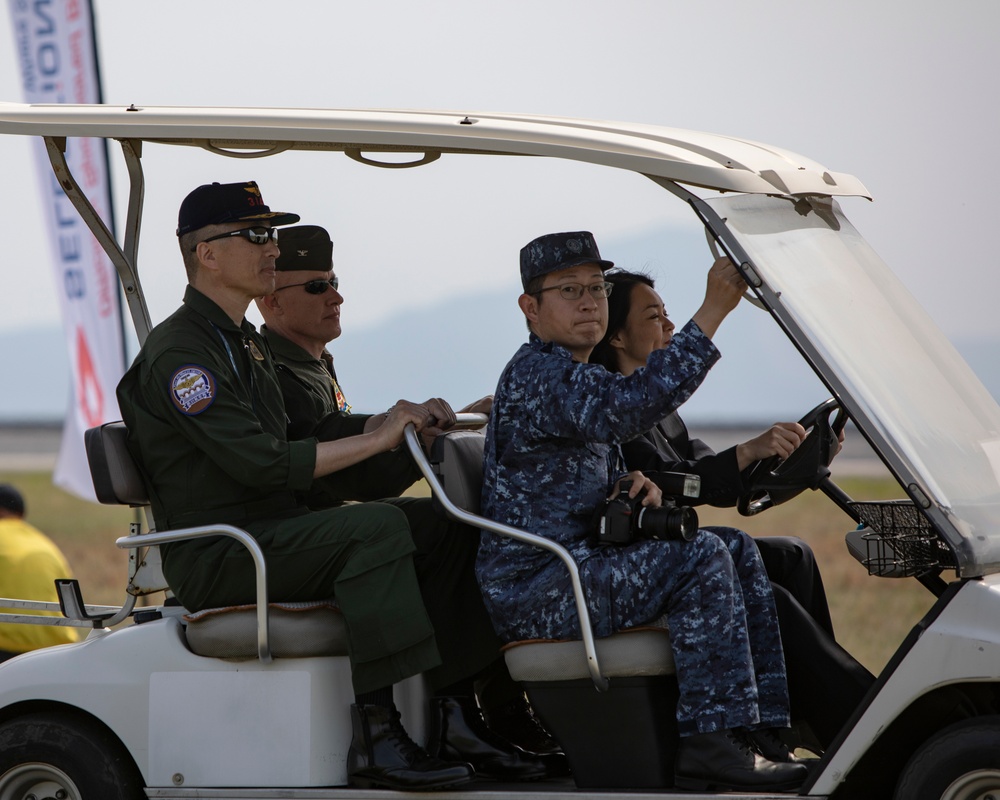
<box><xmin>3</xmin><ymin>102</ymin><xmax>999</xmax><ymax>581</ymax></box>
<box><xmin>0</xmin><ymin>102</ymin><xmax>870</xmax><ymax>198</ymax></box>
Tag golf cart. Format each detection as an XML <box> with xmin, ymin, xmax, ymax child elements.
<box><xmin>0</xmin><ymin>103</ymin><xmax>998</xmax><ymax>800</ymax></box>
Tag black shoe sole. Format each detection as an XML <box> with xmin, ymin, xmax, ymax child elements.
<box><xmin>472</xmin><ymin>770</ymin><xmax>553</xmax><ymax>782</ymax></box>
<box><xmin>674</xmin><ymin>774</ymin><xmax>805</xmax><ymax>793</ymax></box>
<box><xmin>349</xmin><ymin>773</ymin><xmax>475</xmax><ymax>791</ymax></box>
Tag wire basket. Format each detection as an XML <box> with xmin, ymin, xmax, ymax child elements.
<box><xmin>848</xmin><ymin>500</ymin><xmax>951</xmax><ymax>578</ymax></box>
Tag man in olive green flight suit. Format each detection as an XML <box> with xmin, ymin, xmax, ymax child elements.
<box><xmin>115</xmin><ymin>181</ymin><xmax>474</xmax><ymax>792</ymax></box>
<box><xmin>255</xmin><ymin>225</ymin><xmax>565</xmax><ymax>781</ymax></box>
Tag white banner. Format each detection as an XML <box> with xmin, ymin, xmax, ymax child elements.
<box><xmin>7</xmin><ymin>0</ymin><xmax>124</xmax><ymax>501</ymax></box>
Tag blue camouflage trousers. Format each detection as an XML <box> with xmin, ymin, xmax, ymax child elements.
<box><xmin>703</xmin><ymin>526</ymin><xmax>789</xmax><ymax>734</ymax></box>
<box><xmin>577</xmin><ymin>525</ymin><xmax>789</xmax><ymax>736</ymax></box>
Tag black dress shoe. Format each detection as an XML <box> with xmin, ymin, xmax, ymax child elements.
<box><xmin>746</xmin><ymin>727</ymin><xmax>815</xmax><ymax>764</ymax></box>
<box><xmin>347</xmin><ymin>704</ymin><xmax>474</xmax><ymax>791</ymax></box>
<box><xmin>427</xmin><ymin>695</ymin><xmax>568</xmax><ymax>780</ymax></box>
<box><xmin>674</xmin><ymin>729</ymin><xmax>809</xmax><ymax>792</ymax></box>
<box><xmin>482</xmin><ymin>695</ymin><xmax>565</xmax><ymax>757</ymax></box>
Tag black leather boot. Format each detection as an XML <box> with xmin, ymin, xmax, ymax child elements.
<box><xmin>427</xmin><ymin>695</ymin><xmax>568</xmax><ymax>780</ymax></box>
<box><xmin>746</xmin><ymin>727</ymin><xmax>815</xmax><ymax>765</ymax></box>
<box><xmin>482</xmin><ymin>695</ymin><xmax>565</xmax><ymax>757</ymax></box>
<box><xmin>674</xmin><ymin>728</ymin><xmax>809</xmax><ymax>792</ymax></box>
<box><xmin>347</xmin><ymin>704</ymin><xmax>474</xmax><ymax>790</ymax></box>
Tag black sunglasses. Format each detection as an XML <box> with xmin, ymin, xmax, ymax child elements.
<box><xmin>192</xmin><ymin>226</ymin><xmax>278</xmax><ymax>252</ymax></box>
<box><xmin>275</xmin><ymin>276</ymin><xmax>340</xmax><ymax>295</ymax></box>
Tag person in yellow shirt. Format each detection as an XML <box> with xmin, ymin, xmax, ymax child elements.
<box><xmin>0</xmin><ymin>484</ymin><xmax>81</xmax><ymax>661</ymax></box>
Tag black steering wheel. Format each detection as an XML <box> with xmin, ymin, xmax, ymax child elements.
<box><xmin>737</xmin><ymin>398</ymin><xmax>848</xmax><ymax>517</ymax></box>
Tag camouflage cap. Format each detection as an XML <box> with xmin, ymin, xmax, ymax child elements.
<box><xmin>274</xmin><ymin>225</ymin><xmax>334</xmax><ymax>272</ymax></box>
<box><xmin>520</xmin><ymin>231</ymin><xmax>614</xmax><ymax>291</ymax></box>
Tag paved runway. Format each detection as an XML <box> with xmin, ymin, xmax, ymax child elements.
<box><xmin>0</xmin><ymin>423</ymin><xmax>62</xmax><ymax>470</ymax></box>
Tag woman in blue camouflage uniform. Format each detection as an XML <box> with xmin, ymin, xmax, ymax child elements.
<box><xmin>476</xmin><ymin>231</ymin><xmax>806</xmax><ymax>793</ymax></box>
<box><xmin>591</xmin><ymin>269</ymin><xmax>875</xmax><ymax>751</ymax></box>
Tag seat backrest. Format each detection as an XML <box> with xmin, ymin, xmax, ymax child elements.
<box><xmin>85</xmin><ymin>422</ymin><xmax>149</xmax><ymax>507</ymax></box>
<box><xmin>85</xmin><ymin>422</ymin><xmax>169</xmax><ymax>596</ymax></box>
<box><xmin>429</xmin><ymin>430</ymin><xmax>486</xmax><ymax>515</ymax></box>
<box><xmin>84</xmin><ymin>421</ymin><xmax>348</xmax><ymax>659</ymax></box>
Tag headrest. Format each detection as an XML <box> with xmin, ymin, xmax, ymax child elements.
<box><xmin>429</xmin><ymin>430</ymin><xmax>486</xmax><ymax>515</ymax></box>
<box><xmin>85</xmin><ymin>422</ymin><xmax>149</xmax><ymax>506</ymax></box>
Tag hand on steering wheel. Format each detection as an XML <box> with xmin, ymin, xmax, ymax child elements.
<box><xmin>737</xmin><ymin>398</ymin><xmax>847</xmax><ymax>516</ymax></box>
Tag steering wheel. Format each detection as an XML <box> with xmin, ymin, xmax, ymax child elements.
<box><xmin>737</xmin><ymin>398</ymin><xmax>848</xmax><ymax>517</ymax></box>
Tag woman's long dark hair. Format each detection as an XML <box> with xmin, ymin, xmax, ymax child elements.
<box><xmin>590</xmin><ymin>270</ymin><xmax>656</xmax><ymax>372</ymax></box>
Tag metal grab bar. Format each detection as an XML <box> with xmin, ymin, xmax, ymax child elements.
<box><xmin>116</xmin><ymin>524</ymin><xmax>271</xmax><ymax>663</ymax></box>
<box><xmin>403</xmin><ymin>419</ymin><xmax>610</xmax><ymax>691</ymax></box>
<box><xmin>0</xmin><ymin>598</ymin><xmax>117</xmax><ymax>614</ymax></box>
<box><xmin>0</xmin><ymin>597</ymin><xmax>117</xmax><ymax>628</ymax></box>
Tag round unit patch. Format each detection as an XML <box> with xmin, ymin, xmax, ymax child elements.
<box><xmin>169</xmin><ymin>365</ymin><xmax>217</xmax><ymax>415</ymax></box>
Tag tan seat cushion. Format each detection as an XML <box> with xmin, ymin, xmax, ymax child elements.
<box><xmin>502</xmin><ymin>617</ymin><xmax>674</xmax><ymax>681</ymax></box>
<box><xmin>184</xmin><ymin>600</ymin><xmax>348</xmax><ymax>660</ymax></box>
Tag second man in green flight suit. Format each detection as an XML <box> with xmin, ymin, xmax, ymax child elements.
<box><xmin>256</xmin><ymin>224</ymin><xmax>566</xmax><ymax>781</ymax></box>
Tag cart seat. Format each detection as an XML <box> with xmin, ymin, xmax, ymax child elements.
<box><xmin>429</xmin><ymin>429</ymin><xmax>680</xmax><ymax>788</ymax></box>
<box><xmin>183</xmin><ymin>600</ymin><xmax>347</xmax><ymax>659</ymax></box>
<box><xmin>429</xmin><ymin>429</ymin><xmax>675</xmax><ymax>678</ymax></box>
<box><xmin>502</xmin><ymin>618</ymin><xmax>674</xmax><ymax>680</ymax></box>
<box><xmin>85</xmin><ymin>421</ymin><xmax>346</xmax><ymax>660</ymax></box>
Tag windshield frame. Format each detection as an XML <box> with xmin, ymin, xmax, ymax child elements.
<box><xmin>689</xmin><ymin>192</ymin><xmax>1000</xmax><ymax>577</ymax></box>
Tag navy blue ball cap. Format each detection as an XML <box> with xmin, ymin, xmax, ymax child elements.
<box><xmin>520</xmin><ymin>231</ymin><xmax>614</xmax><ymax>291</ymax></box>
<box><xmin>275</xmin><ymin>225</ymin><xmax>334</xmax><ymax>272</ymax></box>
<box><xmin>176</xmin><ymin>181</ymin><xmax>300</xmax><ymax>236</ymax></box>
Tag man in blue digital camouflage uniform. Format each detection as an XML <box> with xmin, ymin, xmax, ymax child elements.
<box><xmin>116</xmin><ymin>182</ymin><xmax>475</xmax><ymax>792</ymax></box>
<box><xmin>476</xmin><ymin>231</ymin><xmax>807</xmax><ymax>793</ymax></box>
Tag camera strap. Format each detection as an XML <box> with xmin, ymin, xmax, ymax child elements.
<box><xmin>610</xmin><ymin>444</ymin><xmax>628</xmax><ymax>483</ymax></box>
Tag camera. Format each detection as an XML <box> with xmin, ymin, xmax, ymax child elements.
<box><xmin>595</xmin><ymin>475</ymin><xmax>700</xmax><ymax>545</ymax></box>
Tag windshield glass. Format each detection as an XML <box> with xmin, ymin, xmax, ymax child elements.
<box><xmin>707</xmin><ymin>194</ymin><xmax>1000</xmax><ymax>575</ymax></box>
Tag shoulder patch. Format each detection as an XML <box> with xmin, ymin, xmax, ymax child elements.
<box><xmin>169</xmin><ymin>365</ymin><xmax>217</xmax><ymax>415</ymax></box>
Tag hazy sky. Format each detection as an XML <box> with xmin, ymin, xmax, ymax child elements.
<box><xmin>1</xmin><ymin>1</ymin><xmax>997</xmax><ymax>360</ymax></box>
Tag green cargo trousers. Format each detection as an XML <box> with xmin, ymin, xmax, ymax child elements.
<box><xmin>380</xmin><ymin>496</ymin><xmax>503</xmax><ymax>691</ymax></box>
<box><xmin>161</xmin><ymin>502</ymin><xmax>440</xmax><ymax>694</ymax></box>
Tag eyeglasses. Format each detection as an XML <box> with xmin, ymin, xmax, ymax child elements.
<box><xmin>535</xmin><ymin>281</ymin><xmax>613</xmax><ymax>301</ymax></box>
<box><xmin>193</xmin><ymin>226</ymin><xmax>278</xmax><ymax>251</ymax></box>
<box><xmin>274</xmin><ymin>276</ymin><xmax>340</xmax><ymax>295</ymax></box>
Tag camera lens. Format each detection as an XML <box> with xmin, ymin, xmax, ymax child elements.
<box><xmin>667</xmin><ymin>506</ymin><xmax>699</xmax><ymax>541</ymax></box>
<box><xmin>634</xmin><ymin>504</ymin><xmax>699</xmax><ymax>541</ymax></box>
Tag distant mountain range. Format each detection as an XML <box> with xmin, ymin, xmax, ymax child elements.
<box><xmin>2</xmin><ymin>299</ymin><xmax>997</xmax><ymax>426</ymax></box>
<box><xmin>3</xmin><ymin>225</ymin><xmax>997</xmax><ymax>424</ymax></box>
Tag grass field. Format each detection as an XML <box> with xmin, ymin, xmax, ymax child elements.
<box><xmin>695</xmin><ymin>476</ymin><xmax>938</xmax><ymax>675</ymax></box>
<box><xmin>0</xmin><ymin>469</ymin><xmax>937</xmax><ymax>676</ymax></box>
